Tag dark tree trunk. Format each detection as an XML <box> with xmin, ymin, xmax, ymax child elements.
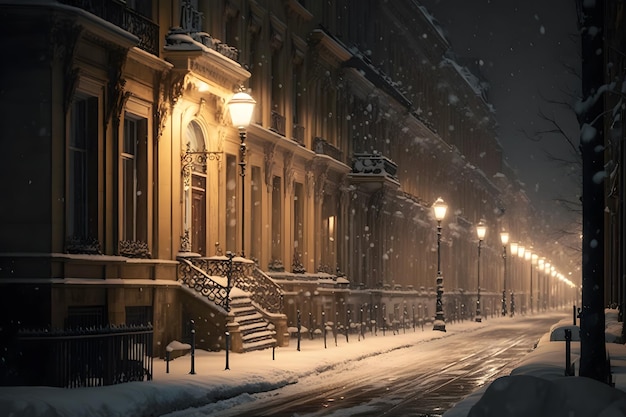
<box><xmin>577</xmin><ymin>0</ymin><xmax>608</xmax><ymax>383</ymax></box>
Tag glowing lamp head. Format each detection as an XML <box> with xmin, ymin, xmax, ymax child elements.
<box><xmin>476</xmin><ymin>220</ymin><xmax>487</xmax><ymax>240</ymax></box>
<box><xmin>500</xmin><ymin>231</ymin><xmax>509</xmax><ymax>246</ymax></box>
<box><xmin>432</xmin><ymin>197</ymin><xmax>447</xmax><ymax>222</ymax></box>
<box><xmin>227</xmin><ymin>91</ymin><xmax>256</xmax><ymax>129</ymax></box>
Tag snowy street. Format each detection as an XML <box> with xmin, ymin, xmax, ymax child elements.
<box><xmin>162</xmin><ymin>313</ymin><xmax>567</xmax><ymax>417</ymax></box>
<box><xmin>5</xmin><ymin>310</ymin><xmax>626</xmax><ymax>417</ymax></box>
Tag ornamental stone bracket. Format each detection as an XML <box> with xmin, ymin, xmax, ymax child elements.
<box><xmin>163</xmin><ymin>29</ymin><xmax>252</xmax><ymax>101</ymax></box>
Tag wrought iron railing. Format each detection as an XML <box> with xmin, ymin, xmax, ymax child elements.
<box><xmin>179</xmin><ymin>256</ymin><xmax>284</xmax><ymax>314</ymax></box>
<box><xmin>270</xmin><ymin>111</ymin><xmax>286</xmax><ymax>136</ymax></box>
<box><xmin>314</xmin><ymin>136</ymin><xmax>344</xmax><ymax>162</ymax></box>
<box><xmin>59</xmin><ymin>0</ymin><xmax>159</xmax><ymax>56</ymax></box>
<box><xmin>249</xmin><ymin>267</ymin><xmax>284</xmax><ymax>313</ymax></box>
<box><xmin>177</xmin><ymin>258</ymin><xmax>229</xmax><ymax>309</ymax></box>
<box><xmin>4</xmin><ymin>325</ymin><xmax>153</xmax><ymax>388</ymax></box>
<box><xmin>292</xmin><ymin>124</ymin><xmax>305</xmax><ymax>146</ymax></box>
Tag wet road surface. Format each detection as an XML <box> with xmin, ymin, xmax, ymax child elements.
<box><xmin>197</xmin><ymin>314</ymin><xmax>566</xmax><ymax>417</ymax></box>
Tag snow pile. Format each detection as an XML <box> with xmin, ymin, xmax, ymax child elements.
<box><xmin>444</xmin><ymin>309</ymin><xmax>626</xmax><ymax>417</ymax></box>
<box><xmin>469</xmin><ymin>375</ymin><xmax>626</xmax><ymax>417</ymax></box>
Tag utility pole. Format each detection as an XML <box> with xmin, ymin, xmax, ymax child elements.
<box><xmin>577</xmin><ymin>0</ymin><xmax>608</xmax><ymax>383</ymax></box>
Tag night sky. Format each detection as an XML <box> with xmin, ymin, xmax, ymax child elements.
<box><xmin>419</xmin><ymin>0</ymin><xmax>581</xmax><ymax>218</ymax></box>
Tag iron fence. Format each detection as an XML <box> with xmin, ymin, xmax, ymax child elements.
<box><xmin>5</xmin><ymin>325</ymin><xmax>153</xmax><ymax>388</ymax></box>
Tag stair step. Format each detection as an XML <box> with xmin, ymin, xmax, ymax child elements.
<box><xmin>224</xmin><ymin>293</ymin><xmax>277</xmax><ymax>352</ymax></box>
<box><xmin>242</xmin><ymin>338</ymin><xmax>276</xmax><ymax>352</ymax></box>
<box><xmin>230</xmin><ymin>308</ymin><xmax>262</xmax><ymax>318</ymax></box>
<box><xmin>233</xmin><ymin>314</ymin><xmax>262</xmax><ymax>323</ymax></box>
<box><xmin>242</xmin><ymin>329</ymin><xmax>275</xmax><ymax>340</ymax></box>
<box><xmin>240</xmin><ymin>321</ymin><xmax>270</xmax><ymax>332</ymax></box>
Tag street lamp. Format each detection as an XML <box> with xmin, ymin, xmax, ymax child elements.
<box><xmin>545</xmin><ymin>262</ymin><xmax>551</xmax><ymax>310</ymax></box>
<box><xmin>500</xmin><ymin>231</ymin><xmax>509</xmax><ymax>316</ymax></box>
<box><xmin>526</xmin><ymin>252</ymin><xmax>539</xmax><ymax>313</ymax></box>
<box><xmin>227</xmin><ymin>90</ymin><xmax>256</xmax><ymax>257</ymax></box>
<box><xmin>432</xmin><ymin>197</ymin><xmax>448</xmax><ymax>332</ymax></box>
<box><xmin>516</xmin><ymin>245</ymin><xmax>525</xmax><ymax>314</ymax></box>
<box><xmin>475</xmin><ymin>220</ymin><xmax>487</xmax><ymax>322</ymax></box>
<box><xmin>509</xmin><ymin>242</ymin><xmax>518</xmax><ymax>316</ymax></box>
<box><xmin>538</xmin><ymin>258</ymin><xmax>545</xmax><ymax>311</ymax></box>
<box><xmin>525</xmin><ymin>250</ymin><xmax>532</xmax><ymax>313</ymax></box>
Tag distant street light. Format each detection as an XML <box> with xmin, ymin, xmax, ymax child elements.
<box><xmin>509</xmin><ymin>242</ymin><xmax>518</xmax><ymax>316</ymax></box>
<box><xmin>500</xmin><ymin>231</ymin><xmax>509</xmax><ymax>316</ymax></box>
<box><xmin>516</xmin><ymin>245</ymin><xmax>525</xmax><ymax>314</ymax></box>
<box><xmin>227</xmin><ymin>90</ymin><xmax>256</xmax><ymax>257</ymax></box>
<box><xmin>475</xmin><ymin>220</ymin><xmax>487</xmax><ymax>322</ymax></box>
<box><xmin>538</xmin><ymin>258</ymin><xmax>545</xmax><ymax>310</ymax></box>
<box><xmin>545</xmin><ymin>261</ymin><xmax>552</xmax><ymax>309</ymax></box>
<box><xmin>432</xmin><ymin>197</ymin><xmax>448</xmax><ymax>332</ymax></box>
<box><xmin>525</xmin><ymin>250</ymin><xmax>532</xmax><ymax>313</ymax></box>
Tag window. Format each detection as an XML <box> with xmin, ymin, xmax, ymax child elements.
<box><xmin>250</xmin><ymin>166</ymin><xmax>262</xmax><ymax>260</ymax></box>
<box><xmin>125</xmin><ymin>0</ymin><xmax>152</xmax><ymax>18</ymax></box>
<box><xmin>271</xmin><ymin>176</ymin><xmax>282</xmax><ymax>262</ymax></box>
<box><xmin>69</xmin><ymin>96</ymin><xmax>98</xmax><ymax>241</ymax></box>
<box><xmin>293</xmin><ymin>182</ymin><xmax>304</xmax><ymax>253</ymax></box>
<box><xmin>126</xmin><ymin>306</ymin><xmax>153</xmax><ymax>325</ymax></box>
<box><xmin>224</xmin><ymin>3</ymin><xmax>240</xmax><ymax>48</ymax></box>
<box><xmin>65</xmin><ymin>305</ymin><xmax>106</xmax><ymax>329</ymax></box>
<box><xmin>292</xmin><ymin>60</ymin><xmax>305</xmax><ymax>144</ymax></box>
<box><xmin>121</xmin><ymin>114</ymin><xmax>148</xmax><ymax>242</ymax></box>
<box><xmin>321</xmin><ymin>196</ymin><xmax>337</xmax><ymax>270</ymax></box>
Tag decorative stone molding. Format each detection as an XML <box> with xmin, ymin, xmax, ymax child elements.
<box><xmin>170</xmin><ymin>72</ymin><xmax>189</xmax><ymax>106</ymax></box>
<box><xmin>106</xmin><ymin>49</ymin><xmax>129</xmax><ymax>126</ymax></box>
<box><xmin>50</xmin><ymin>20</ymin><xmax>82</xmax><ymax>114</ymax></box>
<box><xmin>118</xmin><ymin>240</ymin><xmax>152</xmax><ymax>259</ymax></box>
<box><xmin>65</xmin><ymin>236</ymin><xmax>102</xmax><ymax>255</ymax></box>
<box><xmin>154</xmin><ymin>70</ymin><xmax>170</xmax><ymax>143</ymax></box>
<box><xmin>284</xmin><ymin>151</ymin><xmax>295</xmax><ymax>194</ymax></box>
<box><xmin>264</xmin><ymin>143</ymin><xmax>277</xmax><ymax>193</ymax></box>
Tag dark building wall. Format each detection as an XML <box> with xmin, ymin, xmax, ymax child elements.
<box><xmin>0</xmin><ymin>9</ymin><xmax>55</xmax><ymax>254</ymax></box>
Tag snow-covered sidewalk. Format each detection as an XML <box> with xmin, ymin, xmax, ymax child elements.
<box><xmin>1</xmin><ymin>310</ymin><xmax>624</xmax><ymax>417</ymax></box>
<box><xmin>444</xmin><ymin>309</ymin><xmax>626</xmax><ymax>417</ymax></box>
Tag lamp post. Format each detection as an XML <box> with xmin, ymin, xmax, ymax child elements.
<box><xmin>538</xmin><ymin>258</ymin><xmax>545</xmax><ymax>311</ymax></box>
<box><xmin>475</xmin><ymin>220</ymin><xmax>487</xmax><ymax>322</ymax></box>
<box><xmin>509</xmin><ymin>242</ymin><xmax>518</xmax><ymax>316</ymax></box>
<box><xmin>530</xmin><ymin>252</ymin><xmax>539</xmax><ymax>313</ymax></box>
<box><xmin>525</xmin><ymin>250</ymin><xmax>532</xmax><ymax>313</ymax></box>
<box><xmin>500</xmin><ymin>231</ymin><xmax>509</xmax><ymax>316</ymax></box>
<box><xmin>227</xmin><ymin>90</ymin><xmax>256</xmax><ymax>257</ymax></box>
<box><xmin>432</xmin><ymin>197</ymin><xmax>448</xmax><ymax>332</ymax></box>
<box><xmin>545</xmin><ymin>261</ymin><xmax>551</xmax><ymax>310</ymax></box>
<box><xmin>225</xmin><ymin>251</ymin><xmax>234</xmax><ymax>370</ymax></box>
<box><xmin>517</xmin><ymin>245</ymin><xmax>525</xmax><ymax>313</ymax></box>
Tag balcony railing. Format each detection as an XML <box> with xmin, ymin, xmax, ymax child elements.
<box><xmin>59</xmin><ymin>0</ymin><xmax>159</xmax><ymax>56</ymax></box>
<box><xmin>270</xmin><ymin>111</ymin><xmax>286</xmax><ymax>136</ymax></box>
<box><xmin>351</xmin><ymin>152</ymin><xmax>399</xmax><ymax>182</ymax></box>
<box><xmin>292</xmin><ymin>124</ymin><xmax>305</xmax><ymax>146</ymax></box>
<box><xmin>314</xmin><ymin>137</ymin><xmax>343</xmax><ymax>162</ymax></box>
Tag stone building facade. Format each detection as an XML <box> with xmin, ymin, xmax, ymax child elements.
<box><xmin>0</xmin><ymin>0</ymin><xmax>572</xmax><ymax>382</ymax></box>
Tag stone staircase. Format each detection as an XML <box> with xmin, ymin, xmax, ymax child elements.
<box><xmin>229</xmin><ymin>293</ymin><xmax>277</xmax><ymax>352</ymax></box>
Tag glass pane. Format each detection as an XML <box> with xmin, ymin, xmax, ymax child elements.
<box><xmin>122</xmin><ymin>157</ymin><xmax>136</xmax><ymax>240</ymax></box>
